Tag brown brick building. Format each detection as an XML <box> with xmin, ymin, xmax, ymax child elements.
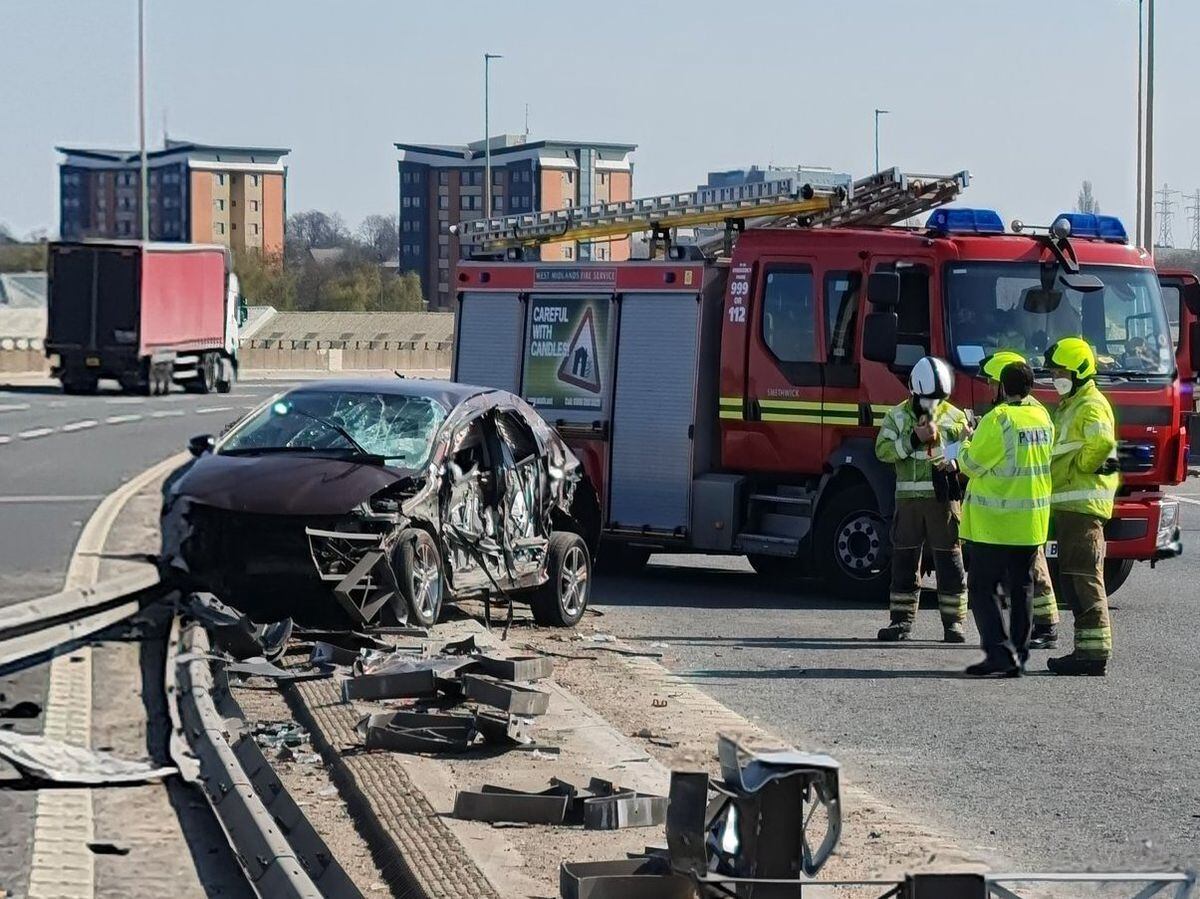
<box><xmin>57</xmin><ymin>140</ymin><xmax>289</xmax><ymax>255</ymax></box>
<box><xmin>395</xmin><ymin>136</ymin><xmax>636</xmax><ymax>310</ymax></box>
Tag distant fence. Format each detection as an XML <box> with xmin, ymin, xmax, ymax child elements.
<box><xmin>0</xmin><ymin>337</ymin><xmax>454</xmax><ymax>376</ymax></box>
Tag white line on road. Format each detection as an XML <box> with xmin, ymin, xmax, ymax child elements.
<box><xmin>227</xmin><ymin>393</ymin><xmax>262</xmax><ymax>399</ymax></box>
<box><xmin>18</xmin><ymin>427</ymin><xmax>54</xmax><ymax>439</ymax></box>
<box><xmin>150</xmin><ymin>409</ymin><xmax>185</xmax><ymax>418</ymax></box>
<box><xmin>0</xmin><ymin>403</ymin><xmax>30</xmax><ymax>412</ymax></box>
<box><xmin>195</xmin><ymin>405</ymin><xmax>234</xmax><ymax>414</ymax></box>
<box><xmin>0</xmin><ymin>436</ymin><xmax>10</xmax><ymax>445</ymax></box>
<box><xmin>0</xmin><ymin>495</ymin><xmax>104</xmax><ymax>503</ymax></box>
<box><xmin>61</xmin><ymin>419</ymin><xmax>99</xmax><ymax>432</ymax></box>
<box><xmin>106</xmin><ymin>397</ymin><xmax>145</xmax><ymax>405</ymax></box>
<box><xmin>105</xmin><ymin>414</ymin><xmax>143</xmax><ymax>424</ymax></box>
<box><xmin>1169</xmin><ymin>494</ymin><xmax>1200</xmax><ymax>506</ymax></box>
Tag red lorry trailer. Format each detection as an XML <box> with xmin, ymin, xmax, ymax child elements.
<box><xmin>453</xmin><ymin>199</ymin><xmax>1192</xmax><ymax>599</ymax></box>
<box><xmin>45</xmin><ymin>240</ymin><xmax>242</xmax><ymax>395</ymax></box>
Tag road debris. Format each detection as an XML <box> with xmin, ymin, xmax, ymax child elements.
<box><xmin>0</xmin><ymin>700</ymin><xmax>41</xmax><ymax>719</ymax></box>
<box><xmin>453</xmin><ymin>776</ymin><xmax>667</xmax><ymax>830</ymax></box>
<box><xmin>187</xmin><ymin>593</ymin><xmax>293</xmax><ymax>661</ymax></box>
<box><xmin>463</xmin><ymin>674</ymin><xmax>550</xmax><ymax>716</ymax></box>
<box><xmin>0</xmin><ymin>731</ymin><xmax>176</xmax><ymax>785</ymax></box>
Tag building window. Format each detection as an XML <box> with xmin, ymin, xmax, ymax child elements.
<box><xmin>250</xmin><ymin>200</ymin><xmax>259</xmax><ymax>212</ymax></box>
<box><xmin>439</xmin><ymin>245</ymin><xmax>448</xmax><ymax>260</ymax></box>
<box><xmin>565</xmin><ymin>171</ymin><xmax>574</xmax><ymax>184</ymax></box>
<box><xmin>232</xmin><ymin>223</ymin><xmax>237</xmax><ymax>230</ymax></box>
<box><xmin>439</xmin><ymin>195</ymin><xmax>449</xmax><ymax>210</ymax></box>
<box><xmin>402</xmin><ymin>172</ymin><xmax>411</xmax><ymax>185</ymax></box>
<box><xmin>493</xmin><ymin>170</ymin><xmax>504</xmax><ymax>186</ymax></box>
<box><xmin>460</xmin><ymin>195</ymin><xmax>471</xmax><ymax>211</ymax></box>
<box><xmin>251</xmin><ymin>174</ymin><xmax>260</xmax><ymax>187</ymax></box>
<box><xmin>402</xmin><ymin>197</ymin><xmax>411</xmax><ymax>209</ymax></box>
<box><xmin>214</xmin><ymin>199</ymin><xmax>225</xmax><ymax>211</ymax></box>
<box><xmin>439</xmin><ymin>171</ymin><xmax>449</xmax><ymax>186</ymax></box>
<box><xmin>412</xmin><ymin>195</ymin><xmax>421</xmax><ymax>208</ymax></box>
<box><xmin>564</xmin><ymin>245</ymin><xmax>574</xmax><ymax>260</ymax></box>
<box><xmin>231</xmin><ymin>200</ymin><xmax>237</xmax><ymax>208</ymax></box>
<box><xmin>402</xmin><ymin>220</ymin><xmax>411</xmax><ymax>232</ymax></box>
<box><xmin>599</xmin><ymin>172</ymin><xmax>608</xmax><ymax>185</ymax></box>
<box><xmin>251</xmin><ymin>223</ymin><xmax>259</xmax><ymax>235</ymax></box>
<box><xmin>216</xmin><ymin>222</ymin><xmax>226</xmax><ymax>234</ymax></box>
<box><xmin>215</xmin><ymin>173</ymin><xmax>226</xmax><ymax>186</ymax></box>
<box><xmin>563</xmin><ymin>197</ymin><xmax>573</xmax><ymax>208</ymax></box>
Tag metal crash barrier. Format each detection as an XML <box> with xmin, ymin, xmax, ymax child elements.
<box><xmin>562</xmin><ymin>734</ymin><xmax>1195</xmax><ymax>899</ymax></box>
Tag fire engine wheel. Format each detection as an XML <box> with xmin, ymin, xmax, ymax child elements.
<box><xmin>530</xmin><ymin>532</ymin><xmax>591</xmax><ymax>627</ymax></box>
<box><xmin>391</xmin><ymin>528</ymin><xmax>444</xmax><ymax>627</ymax></box>
<box><xmin>816</xmin><ymin>483</ymin><xmax>889</xmax><ymax>602</ymax></box>
<box><xmin>1103</xmin><ymin>558</ymin><xmax>1135</xmax><ymax>596</ymax></box>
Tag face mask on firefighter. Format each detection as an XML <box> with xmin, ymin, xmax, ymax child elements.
<box><xmin>915</xmin><ymin>397</ymin><xmax>937</xmax><ymax>412</ymax></box>
<box><xmin>1053</xmin><ymin>377</ymin><xmax>1074</xmax><ymax>396</ymax></box>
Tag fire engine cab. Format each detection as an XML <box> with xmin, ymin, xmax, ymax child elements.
<box><xmin>452</xmin><ymin>168</ymin><xmax>1199</xmax><ymax>599</ymax></box>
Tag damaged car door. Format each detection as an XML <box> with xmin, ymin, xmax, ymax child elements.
<box><xmin>440</xmin><ymin>416</ymin><xmax>506</xmax><ymax>593</ymax></box>
<box><xmin>494</xmin><ymin>409</ymin><xmax>551</xmax><ymax>583</ymax></box>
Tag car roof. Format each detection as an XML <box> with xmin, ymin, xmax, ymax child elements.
<box><xmin>283</xmin><ymin>377</ymin><xmax>499</xmax><ymax>411</ymax></box>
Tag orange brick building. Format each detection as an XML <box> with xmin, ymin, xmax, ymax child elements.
<box><xmin>58</xmin><ymin>140</ymin><xmax>289</xmax><ymax>256</ymax></box>
<box><xmin>395</xmin><ymin>136</ymin><xmax>635</xmax><ymax>310</ymax></box>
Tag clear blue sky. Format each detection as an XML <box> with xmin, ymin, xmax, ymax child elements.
<box><xmin>3</xmin><ymin>0</ymin><xmax>1198</xmax><ymax>240</ymax></box>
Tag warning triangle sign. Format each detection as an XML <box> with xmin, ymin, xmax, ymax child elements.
<box><xmin>556</xmin><ymin>306</ymin><xmax>602</xmax><ymax>394</ymax></box>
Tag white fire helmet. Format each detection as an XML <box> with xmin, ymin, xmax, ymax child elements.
<box><xmin>909</xmin><ymin>356</ymin><xmax>954</xmax><ymax>399</ymax></box>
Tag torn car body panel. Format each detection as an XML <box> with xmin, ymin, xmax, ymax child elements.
<box><xmin>160</xmin><ymin>379</ymin><xmax>598</xmax><ymax>627</ymax></box>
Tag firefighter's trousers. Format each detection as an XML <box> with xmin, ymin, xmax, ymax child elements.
<box><xmin>888</xmin><ymin>497</ymin><xmax>966</xmax><ymax>624</ymax></box>
<box><xmin>1052</xmin><ymin>510</ymin><xmax>1112</xmax><ymax>660</ymax></box>
<box><xmin>1031</xmin><ymin>549</ymin><xmax>1060</xmax><ymax>627</ymax></box>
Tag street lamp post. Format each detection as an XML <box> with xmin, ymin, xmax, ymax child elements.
<box><xmin>1143</xmin><ymin>0</ymin><xmax>1155</xmax><ymax>248</ymax></box>
<box><xmin>138</xmin><ymin>0</ymin><xmax>148</xmax><ymax>241</ymax></box>
<box><xmin>1135</xmin><ymin>0</ymin><xmax>1144</xmax><ymax>246</ymax></box>
<box><xmin>484</xmin><ymin>53</ymin><xmax>502</xmax><ymax>220</ymax></box>
<box><xmin>874</xmin><ymin>108</ymin><xmax>890</xmax><ymax>174</ymax></box>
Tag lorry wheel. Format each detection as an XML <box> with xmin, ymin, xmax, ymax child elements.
<box><xmin>530</xmin><ymin>532</ymin><xmax>591</xmax><ymax>627</ymax></box>
<box><xmin>186</xmin><ymin>355</ymin><xmax>214</xmax><ymax>394</ymax></box>
<box><xmin>1103</xmin><ymin>558</ymin><xmax>1135</xmax><ymax>596</ymax></box>
<box><xmin>215</xmin><ymin>357</ymin><xmax>234</xmax><ymax>394</ymax></box>
<box><xmin>815</xmin><ymin>483</ymin><xmax>889</xmax><ymax>602</ymax></box>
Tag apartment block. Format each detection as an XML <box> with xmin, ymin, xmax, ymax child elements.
<box><xmin>395</xmin><ymin>135</ymin><xmax>636</xmax><ymax>310</ymax></box>
<box><xmin>58</xmin><ymin>139</ymin><xmax>289</xmax><ymax>255</ymax></box>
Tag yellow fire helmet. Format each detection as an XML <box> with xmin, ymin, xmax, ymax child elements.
<box><xmin>1045</xmin><ymin>337</ymin><xmax>1097</xmax><ymax>380</ymax></box>
<box><xmin>979</xmin><ymin>349</ymin><xmax>1026</xmax><ymax>383</ymax></box>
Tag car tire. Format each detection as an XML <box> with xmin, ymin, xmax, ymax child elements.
<box><xmin>815</xmin><ymin>482</ymin><xmax>889</xmax><ymax>602</ymax></box>
<box><xmin>393</xmin><ymin>529</ymin><xmax>444</xmax><ymax>627</ymax></box>
<box><xmin>530</xmin><ymin>532</ymin><xmax>591</xmax><ymax>627</ymax></box>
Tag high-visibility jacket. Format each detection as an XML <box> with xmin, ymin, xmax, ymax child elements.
<box><xmin>1049</xmin><ymin>379</ymin><xmax>1118</xmax><ymax>520</ymax></box>
<box><xmin>875</xmin><ymin>399</ymin><xmax>970</xmax><ymax>500</ymax></box>
<box><xmin>958</xmin><ymin>396</ymin><xmax>1055</xmax><ymax>546</ymax></box>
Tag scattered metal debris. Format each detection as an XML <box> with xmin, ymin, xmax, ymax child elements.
<box><xmin>474</xmin><ymin>653</ymin><xmax>553</xmax><ymax>682</ymax></box>
<box><xmin>0</xmin><ymin>731</ymin><xmax>176</xmax><ymax>785</ymax></box>
<box><xmin>252</xmin><ymin>722</ymin><xmax>309</xmax><ymax>751</ymax></box>
<box><xmin>86</xmin><ymin>842</ymin><xmax>131</xmax><ymax>856</ymax></box>
<box><xmin>453</xmin><ymin>777</ymin><xmax>667</xmax><ymax>830</ymax></box>
<box><xmin>463</xmin><ymin>674</ymin><xmax>550</xmax><ymax>716</ymax></box>
<box><xmin>356</xmin><ymin>710</ymin><xmax>477</xmax><ymax>754</ymax></box>
<box><xmin>187</xmin><ymin>593</ymin><xmax>293</xmax><ymax>662</ymax></box>
<box><xmin>224</xmin><ymin>657</ymin><xmax>329</xmax><ymax>682</ymax></box>
<box><xmin>0</xmin><ymin>701</ymin><xmax>41</xmax><ymax>719</ymax></box>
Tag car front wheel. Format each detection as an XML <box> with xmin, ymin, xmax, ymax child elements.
<box><xmin>392</xmin><ymin>528</ymin><xmax>444</xmax><ymax>627</ymax></box>
<box><xmin>530</xmin><ymin>532</ymin><xmax>591</xmax><ymax>627</ymax></box>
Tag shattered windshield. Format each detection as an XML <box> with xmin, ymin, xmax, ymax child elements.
<box><xmin>219</xmin><ymin>390</ymin><xmax>447</xmax><ymax>465</ymax></box>
<box><xmin>946</xmin><ymin>263</ymin><xmax>1174</xmax><ymax>376</ymax></box>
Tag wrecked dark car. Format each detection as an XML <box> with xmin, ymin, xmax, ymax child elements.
<box><xmin>161</xmin><ymin>378</ymin><xmax>601</xmax><ymax>629</ymax></box>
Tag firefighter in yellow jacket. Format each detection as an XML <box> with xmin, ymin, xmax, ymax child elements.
<box><xmin>957</xmin><ymin>360</ymin><xmax>1055</xmax><ymax>676</ymax></box>
<box><xmin>978</xmin><ymin>351</ymin><xmax>1061</xmax><ymax>648</ymax></box>
<box><xmin>1043</xmin><ymin>338</ymin><xmax>1119</xmax><ymax>676</ymax></box>
<box><xmin>874</xmin><ymin>356</ymin><xmax>970</xmax><ymax>643</ymax></box>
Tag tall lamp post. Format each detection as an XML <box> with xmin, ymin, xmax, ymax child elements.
<box><xmin>1135</xmin><ymin>0</ymin><xmax>1144</xmax><ymax>245</ymax></box>
<box><xmin>138</xmin><ymin>0</ymin><xmax>148</xmax><ymax>241</ymax></box>
<box><xmin>874</xmin><ymin>108</ymin><xmax>890</xmax><ymax>174</ymax></box>
<box><xmin>484</xmin><ymin>52</ymin><xmax>502</xmax><ymax>220</ymax></box>
<box><xmin>1143</xmin><ymin>0</ymin><xmax>1155</xmax><ymax>248</ymax></box>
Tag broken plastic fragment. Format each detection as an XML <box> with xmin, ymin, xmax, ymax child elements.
<box><xmin>0</xmin><ymin>732</ymin><xmax>176</xmax><ymax>785</ymax></box>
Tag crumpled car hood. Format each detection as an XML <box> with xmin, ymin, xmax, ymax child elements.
<box><xmin>170</xmin><ymin>453</ymin><xmax>418</xmax><ymax>516</ymax></box>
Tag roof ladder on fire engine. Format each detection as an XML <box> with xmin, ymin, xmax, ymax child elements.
<box><xmin>453</xmin><ymin>167</ymin><xmax>972</xmax><ymax>254</ymax></box>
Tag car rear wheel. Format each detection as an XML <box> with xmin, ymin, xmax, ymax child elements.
<box><xmin>530</xmin><ymin>532</ymin><xmax>591</xmax><ymax>627</ymax></box>
<box><xmin>393</xmin><ymin>529</ymin><xmax>444</xmax><ymax>627</ymax></box>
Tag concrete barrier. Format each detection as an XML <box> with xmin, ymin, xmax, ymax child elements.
<box><xmin>238</xmin><ymin>340</ymin><xmax>453</xmax><ymax>373</ymax></box>
<box><xmin>0</xmin><ymin>349</ymin><xmax>48</xmax><ymax>374</ymax></box>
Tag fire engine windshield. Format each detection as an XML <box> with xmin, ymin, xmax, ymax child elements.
<box><xmin>945</xmin><ymin>263</ymin><xmax>1174</xmax><ymax>377</ymax></box>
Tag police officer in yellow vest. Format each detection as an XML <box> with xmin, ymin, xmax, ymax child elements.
<box><xmin>956</xmin><ymin>360</ymin><xmax>1055</xmax><ymax>677</ymax></box>
<box><xmin>874</xmin><ymin>356</ymin><xmax>970</xmax><ymax>643</ymax></box>
<box><xmin>1043</xmin><ymin>337</ymin><xmax>1119</xmax><ymax>676</ymax></box>
<box><xmin>979</xmin><ymin>351</ymin><xmax>1061</xmax><ymax>648</ymax></box>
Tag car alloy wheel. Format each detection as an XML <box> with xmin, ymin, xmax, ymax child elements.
<box><xmin>560</xmin><ymin>544</ymin><xmax>589</xmax><ymax>616</ymax></box>
<box><xmin>412</xmin><ymin>539</ymin><xmax>442</xmax><ymax>621</ymax></box>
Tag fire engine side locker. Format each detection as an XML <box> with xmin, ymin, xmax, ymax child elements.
<box><xmin>454</xmin><ymin>290</ymin><xmax>527</xmax><ymax>393</ymax></box>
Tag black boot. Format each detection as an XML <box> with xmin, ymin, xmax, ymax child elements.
<box><xmin>877</xmin><ymin>618</ymin><xmax>912</xmax><ymax>642</ymax></box>
<box><xmin>942</xmin><ymin>620</ymin><xmax>966</xmax><ymax>644</ymax></box>
<box><xmin>1028</xmin><ymin>622</ymin><xmax>1058</xmax><ymax>649</ymax></box>
<box><xmin>965</xmin><ymin>658</ymin><xmax>1021</xmax><ymax>678</ymax></box>
<box><xmin>1047</xmin><ymin>652</ymin><xmax>1107</xmax><ymax>676</ymax></box>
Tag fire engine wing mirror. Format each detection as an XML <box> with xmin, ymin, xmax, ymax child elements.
<box><xmin>867</xmin><ymin>271</ymin><xmax>901</xmax><ymax>308</ymax></box>
<box><xmin>1022</xmin><ymin>287</ymin><xmax>1063</xmax><ymax>314</ymax></box>
<box><xmin>1059</xmin><ymin>271</ymin><xmax>1105</xmax><ymax>294</ymax></box>
<box><xmin>1182</xmin><ymin>281</ymin><xmax>1200</xmax><ymax>316</ymax></box>
<box><xmin>1190</xmin><ymin>322</ymin><xmax>1200</xmax><ymax>372</ymax></box>
<box><xmin>862</xmin><ymin>312</ymin><xmax>898</xmax><ymax>364</ymax></box>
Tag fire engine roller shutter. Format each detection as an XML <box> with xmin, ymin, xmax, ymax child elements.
<box><xmin>454</xmin><ymin>291</ymin><xmax>524</xmax><ymax>392</ymax></box>
<box><xmin>609</xmin><ymin>292</ymin><xmax>699</xmax><ymax>532</ymax></box>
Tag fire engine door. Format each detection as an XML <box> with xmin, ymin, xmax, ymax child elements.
<box><xmin>608</xmin><ymin>291</ymin><xmax>700</xmax><ymax>534</ymax></box>
<box><xmin>745</xmin><ymin>258</ymin><xmax>826</xmax><ymax>472</ymax></box>
<box><xmin>1158</xmin><ymin>271</ymin><xmax>1199</xmax><ymax>382</ymax></box>
<box><xmin>454</xmin><ymin>291</ymin><xmax>525</xmax><ymax>393</ymax></box>
<box><xmin>818</xmin><ymin>259</ymin><xmax>871</xmax><ymax>458</ymax></box>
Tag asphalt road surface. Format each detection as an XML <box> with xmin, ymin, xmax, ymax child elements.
<box><xmin>0</xmin><ymin>376</ymin><xmax>293</xmax><ymax>606</ymax></box>
<box><xmin>591</xmin><ymin>486</ymin><xmax>1200</xmax><ymax>876</ymax></box>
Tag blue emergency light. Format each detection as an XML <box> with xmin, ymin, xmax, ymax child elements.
<box><xmin>1053</xmin><ymin>212</ymin><xmax>1129</xmax><ymax>243</ymax></box>
<box><xmin>925</xmin><ymin>207</ymin><xmax>1005</xmax><ymax>235</ymax></box>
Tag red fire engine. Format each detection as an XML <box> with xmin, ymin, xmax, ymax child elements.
<box><xmin>452</xmin><ymin>169</ymin><xmax>1199</xmax><ymax>598</ymax></box>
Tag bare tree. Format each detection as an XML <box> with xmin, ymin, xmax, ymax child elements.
<box><xmin>1075</xmin><ymin>181</ymin><xmax>1101</xmax><ymax>215</ymax></box>
<box><xmin>357</xmin><ymin>214</ymin><xmax>399</xmax><ymax>260</ymax></box>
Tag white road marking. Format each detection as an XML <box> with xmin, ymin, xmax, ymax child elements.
<box><xmin>0</xmin><ymin>402</ymin><xmax>30</xmax><ymax>412</ymax></box>
<box><xmin>0</xmin><ymin>435</ymin><xmax>10</xmax><ymax>445</ymax></box>
<box><xmin>18</xmin><ymin>427</ymin><xmax>54</xmax><ymax>439</ymax></box>
<box><xmin>47</xmin><ymin>400</ymin><xmax>67</xmax><ymax>408</ymax></box>
<box><xmin>0</xmin><ymin>494</ymin><xmax>104</xmax><ymax>503</ymax></box>
<box><xmin>227</xmin><ymin>393</ymin><xmax>262</xmax><ymax>399</ymax></box>
<box><xmin>105</xmin><ymin>414</ymin><xmax>142</xmax><ymax>424</ymax></box>
<box><xmin>61</xmin><ymin>419</ymin><xmax>99</xmax><ymax>432</ymax></box>
<box><xmin>1169</xmin><ymin>494</ymin><xmax>1200</xmax><ymax>506</ymax></box>
<box><xmin>195</xmin><ymin>405</ymin><xmax>234</xmax><ymax>414</ymax></box>
<box><xmin>107</xmin><ymin>397</ymin><xmax>145</xmax><ymax>405</ymax></box>
<box><xmin>150</xmin><ymin>409</ymin><xmax>185</xmax><ymax>418</ymax></box>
